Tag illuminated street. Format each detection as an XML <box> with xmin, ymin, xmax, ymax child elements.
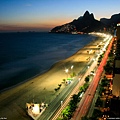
<box><xmin>37</xmin><ymin>33</ymin><xmax>113</xmax><ymax>120</ymax></box>
<box><xmin>72</xmin><ymin>37</ymin><xmax>114</xmax><ymax>120</ymax></box>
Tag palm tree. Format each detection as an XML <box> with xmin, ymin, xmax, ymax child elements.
<box><xmin>85</xmin><ymin>75</ymin><xmax>90</xmax><ymax>83</ymax></box>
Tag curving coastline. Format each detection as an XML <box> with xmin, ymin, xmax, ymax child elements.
<box><xmin>0</xmin><ymin>34</ymin><xmax>105</xmax><ymax>120</ymax></box>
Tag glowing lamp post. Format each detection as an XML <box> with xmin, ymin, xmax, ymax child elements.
<box><xmin>65</xmin><ymin>69</ymin><xmax>69</xmax><ymax>79</ymax></box>
<box><xmin>71</xmin><ymin>65</ymin><xmax>74</xmax><ymax>70</ymax></box>
<box><xmin>71</xmin><ymin>65</ymin><xmax>74</xmax><ymax>76</ymax></box>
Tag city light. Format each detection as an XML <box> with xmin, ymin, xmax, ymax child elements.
<box><xmin>71</xmin><ymin>65</ymin><xmax>74</xmax><ymax>70</ymax></box>
<box><xmin>65</xmin><ymin>69</ymin><xmax>68</xmax><ymax>73</ymax></box>
<box><xmin>32</xmin><ymin>104</ymin><xmax>40</xmax><ymax>114</ymax></box>
<box><xmin>65</xmin><ymin>68</ymin><xmax>69</xmax><ymax>79</ymax></box>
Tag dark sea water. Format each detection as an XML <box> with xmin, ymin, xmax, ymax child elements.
<box><xmin>0</xmin><ymin>32</ymin><xmax>96</xmax><ymax>91</ymax></box>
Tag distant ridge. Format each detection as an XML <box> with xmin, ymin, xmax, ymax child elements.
<box><xmin>100</xmin><ymin>13</ymin><xmax>120</xmax><ymax>27</ymax></box>
<box><xmin>51</xmin><ymin>11</ymin><xmax>120</xmax><ymax>34</ymax></box>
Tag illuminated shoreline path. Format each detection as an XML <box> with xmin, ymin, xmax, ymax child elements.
<box><xmin>72</xmin><ymin>36</ymin><xmax>115</xmax><ymax>120</ymax></box>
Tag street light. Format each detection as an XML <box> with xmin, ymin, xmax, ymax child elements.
<box><xmin>65</xmin><ymin>69</ymin><xmax>69</xmax><ymax>79</ymax></box>
<box><xmin>61</xmin><ymin>100</ymin><xmax>63</xmax><ymax>106</ymax></box>
<box><xmin>71</xmin><ymin>65</ymin><xmax>74</xmax><ymax>70</ymax></box>
<box><xmin>78</xmin><ymin>78</ymin><xmax>81</xmax><ymax>81</ymax></box>
<box><xmin>71</xmin><ymin>65</ymin><xmax>74</xmax><ymax>75</ymax></box>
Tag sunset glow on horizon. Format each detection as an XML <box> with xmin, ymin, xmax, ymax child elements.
<box><xmin>0</xmin><ymin>0</ymin><xmax>120</xmax><ymax>32</ymax></box>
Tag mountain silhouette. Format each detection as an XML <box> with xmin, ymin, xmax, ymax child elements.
<box><xmin>100</xmin><ymin>13</ymin><xmax>120</xmax><ymax>27</ymax></box>
<box><xmin>51</xmin><ymin>11</ymin><xmax>120</xmax><ymax>33</ymax></box>
<box><xmin>51</xmin><ymin>11</ymin><xmax>104</xmax><ymax>33</ymax></box>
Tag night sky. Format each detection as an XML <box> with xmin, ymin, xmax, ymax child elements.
<box><xmin>0</xmin><ymin>0</ymin><xmax>120</xmax><ymax>32</ymax></box>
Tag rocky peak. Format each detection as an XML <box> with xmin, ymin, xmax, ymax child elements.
<box><xmin>83</xmin><ymin>11</ymin><xmax>94</xmax><ymax>20</ymax></box>
<box><xmin>51</xmin><ymin>10</ymin><xmax>104</xmax><ymax>33</ymax></box>
<box><xmin>83</xmin><ymin>11</ymin><xmax>90</xmax><ymax>17</ymax></box>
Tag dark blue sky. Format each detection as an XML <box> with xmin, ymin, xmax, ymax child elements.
<box><xmin>0</xmin><ymin>0</ymin><xmax>120</xmax><ymax>32</ymax></box>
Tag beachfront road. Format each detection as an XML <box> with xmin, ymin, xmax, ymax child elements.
<box><xmin>37</xmin><ymin>34</ymin><xmax>113</xmax><ymax>120</ymax></box>
<box><xmin>37</xmin><ymin>53</ymin><xmax>97</xmax><ymax>120</ymax></box>
<box><xmin>37</xmin><ymin>65</ymin><xmax>89</xmax><ymax>120</ymax></box>
<box><xmin>72</xmin><ymin>37</ymin><xmax>114</xmax><ymax>120</ymax></box>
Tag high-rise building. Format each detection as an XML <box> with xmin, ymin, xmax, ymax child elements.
<box><xmin>112</xmin><ymin>23</ymin><xmax>120</xmax><ymax>97</ymax></box>
<box><xmin>116</xmin><ymin>23</ymin><xmax>120</xmax><ymax>39</ymax></box>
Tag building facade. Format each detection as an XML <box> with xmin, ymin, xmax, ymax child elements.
<box><xmin>112</xmin><ymin>23</ymin><xmax>120</xmax><ymax>97</ymax></box>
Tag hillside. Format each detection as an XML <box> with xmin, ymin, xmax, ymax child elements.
<box><xmin>51</xmin><ymin>11</ymin><xmax>120</xmax><ymax>34</ymax></box>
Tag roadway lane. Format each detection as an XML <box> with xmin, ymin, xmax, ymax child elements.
<box><xmin>72</xmin><ymin>37</ymin><xmax>114</xmax><ymax>120</ymax></box>
<box><xmin>51</xmin><ymin>58</ymin><xmax>98</xmax><ymax>120</ymax></box>
<box><xmin>38</xmin><ymin>62</ymin><xmax>91</xmax><ymax>120</ymax></box>
<box><xmin>38</xmin><ymin>53</ymin><xmax>97</xmax><ymax>120</ymax></box>
<box><xmin>38</xmin><ymin>35</ymin><xmax>112</xmax><ymax>120</ymax></box>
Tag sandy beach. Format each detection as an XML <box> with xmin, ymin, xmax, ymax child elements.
<box><xmin>0</xmin><ymin>34</ymin><xmax>104</xmax><ymax>120</ymax></box>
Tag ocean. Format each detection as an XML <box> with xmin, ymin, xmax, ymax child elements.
<box><xmin>0</xmin><ymin>32</ymin><xmax>96</xmax><ymax>91</ymax></box>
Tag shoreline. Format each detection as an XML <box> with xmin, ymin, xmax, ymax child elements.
<box><xmin>0</xmin><ymin>34</ymin><xmax>104</xmax><ymax>120</ymax></box>
<box><xmin>0</xmin><ymin>35</ymin><xmax>99</xmax><ymax>93</ymax></box>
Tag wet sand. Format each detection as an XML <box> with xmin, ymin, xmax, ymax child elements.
<box><xmin>0</xmin><ymin>35</ymin><xmax>104</xmax><ymax>120</ymax></box>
